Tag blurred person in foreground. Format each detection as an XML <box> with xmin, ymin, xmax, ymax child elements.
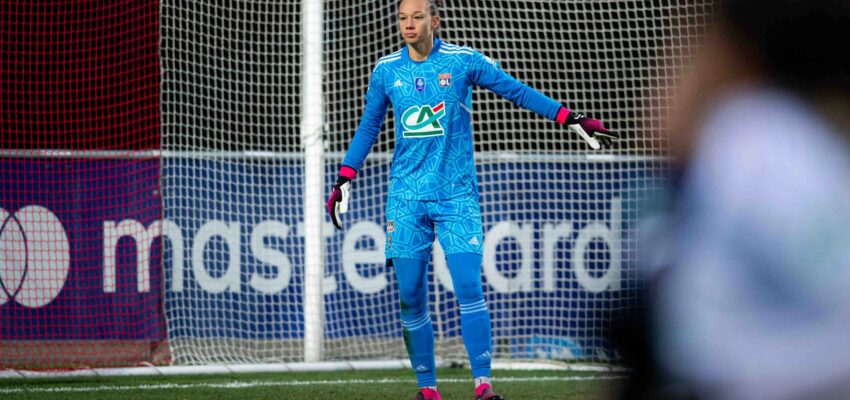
<box><xmin>618</xmin><ymin>0</ymin><xmax>850</xmax><ymax>399</ymax></box>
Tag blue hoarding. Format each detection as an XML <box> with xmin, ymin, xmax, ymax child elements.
<box><xmin>0</xmin><ymin>158</ymin><xmax>164</xmax><ymax>340</ymax></box>
<box><xmin>162</xmin><ymin>156</ymin><xmax>662</xmax><ymax>358</ymax></box>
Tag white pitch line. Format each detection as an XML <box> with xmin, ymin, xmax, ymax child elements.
<box><xmin>0</xmin><ymin>375</ymin><xmax>626</xmax><ymax>394</ymax></box>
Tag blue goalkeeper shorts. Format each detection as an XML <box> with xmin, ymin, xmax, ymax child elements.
<box><xmin>385</xmin><ymin>195</ymin><xmax>484</xmax><ymax>260</ymax></box>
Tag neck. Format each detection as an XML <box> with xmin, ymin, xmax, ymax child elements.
<box><xmin>407</xmin><ymin>37</ymin><xmax>434</xmax><ymax>61</ymax></box>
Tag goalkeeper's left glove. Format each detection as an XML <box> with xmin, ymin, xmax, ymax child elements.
<box><xmin>557</xmin><ymin>107</ymin><xmax>620</xmax><ymax>149</ymax></box>
<box><xmin>326</xmin><ymin>166</ymin><xmax>357</xmax><ymax>230</ymax></box>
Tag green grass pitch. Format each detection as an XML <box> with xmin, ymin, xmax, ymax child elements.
<box><xmin>0</xmin><ymin>368</ymin><xmax>625</xmax><ymax>400</ymax></box>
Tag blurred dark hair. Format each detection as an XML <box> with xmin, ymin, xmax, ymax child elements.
<box><xmin>719</xmin><ymin>0</ymin><xmax>850</xmax><ymax>94</ymax></box>
<box><xmin>398</xmin><ymin>0</ymin><xmax>442</xmax><ymax>17</ymax></box>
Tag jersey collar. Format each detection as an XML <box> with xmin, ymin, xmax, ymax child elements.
<box><xmin>402</xmin><ymin>37</ymin><xmax>442</xmax><ymax>63</ymax></box>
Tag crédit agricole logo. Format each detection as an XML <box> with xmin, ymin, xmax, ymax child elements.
<box><xmin>401</xmin><ymin>102</ymin><xmax>446</xmax><ymax>138</ymax></box>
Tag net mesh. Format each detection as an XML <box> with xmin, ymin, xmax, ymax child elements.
<box><xmin>159</xmin><ymin>0</ymin><xmax>306</xmax><ymax>364</ymax></box>
<box><xmin>0</xmin><ymin>0</ymin><xmax>165</xmax><ymax>368</ymax></box>
<box><xmin>160</xmin><ymin>0</ymin><xmax>712</xmax><ymax>365</ymax></box>
<box><xmin>321</xmin><ymin>0</ymin><xmax>712</xmax><ymax>362</ymax></box>
<box><xmin>0</xmin><ymin>0</ymin><xmax>713</xmax><ymax>369</ymax></box>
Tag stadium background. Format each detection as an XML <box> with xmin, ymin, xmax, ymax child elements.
<box><xmin>1</xmin><ymin>0</ymin><xmax>710</xmax><ymax>369</ymax></box>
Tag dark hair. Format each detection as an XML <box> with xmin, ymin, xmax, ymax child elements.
<box><xmin>719</xmin><ymin>0</ymin><xmax>850</xmax><ymax>93</ymax></box>
<box><xmin>398</xmin><ymin>0</ymin><xmax>442</xmax><ymax>17</ymax></box>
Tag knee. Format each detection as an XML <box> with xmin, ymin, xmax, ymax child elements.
<box><xmin>446</xmin><ymin>253</ymin><xmax>485</xmax><ymax>303</ymax></box>
<box><xmin>398</xmin><ymin>284</ymin><xmax>427</xmax><ymax>316</ymax></box>
<box><xmin>453</xmin><ymin>279</ymin><xmax>484</xmax><ymax>304</ymax></box>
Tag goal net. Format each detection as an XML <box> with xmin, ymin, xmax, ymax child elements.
<box><xmin>1</xmin><ymin>0</ymin><xmax>712</xmax><ymax>370</ymax></box>
<box><xmin>0</xmin><ymin>0</ymin><xmax>166</xmax><ymax>368</ymax></box>
<box><xmin>319</xmin><ymin>0</ymin><xmax>712</xmax><ymax>363</ymax></box>
<box><xmin>160</xmin><ymin>0</ymin><xmax>711</xmax><ymax>366</ymax></box>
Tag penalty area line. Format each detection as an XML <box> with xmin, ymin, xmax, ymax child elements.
<box><xmin>0</xmin><ymin>375</ymin><xmax>626</xmax><ymax>394</ymax></box>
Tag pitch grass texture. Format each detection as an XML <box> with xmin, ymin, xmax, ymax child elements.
<box><xmin>0</xmin><ymin>368</ymin><xmax>625</xmax><ymax>400</ymax></box>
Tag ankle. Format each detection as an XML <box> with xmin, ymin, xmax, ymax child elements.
<box><xmin>474</xmin><ymin>376</ymin><xmax>491</xmax><ymax>387</ymax></box>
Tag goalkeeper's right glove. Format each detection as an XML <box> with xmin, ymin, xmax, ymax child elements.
<box><xmin>557</xmin><ymin>107</ymin><xmax>620</xmax><ymax>149</ymax></box>
<box><xmin>326</xmin><ymin>166</ymin><xmax>357</xmax><ymax>230</ymax></box>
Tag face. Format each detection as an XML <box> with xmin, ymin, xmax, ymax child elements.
<box><xmin>398</xmin><ymin>0</ymin><xmax>439</xmax><ymax>46</ymax></box>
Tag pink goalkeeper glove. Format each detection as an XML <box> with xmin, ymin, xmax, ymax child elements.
<box><xmin>326</xmin><ymin>166</ymin><xmax>357</xmax><ymax>230</ymax></box>
<box><xmin>557</xmin><ymin>107</ymin><xmax>619</xmax><ymax>149</ymax></box>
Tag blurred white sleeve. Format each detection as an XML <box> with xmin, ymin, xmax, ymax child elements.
<box><xmin>653</xmin><ymin>88</ymin><xmax>850</xmax><ymax>400</ymax></box>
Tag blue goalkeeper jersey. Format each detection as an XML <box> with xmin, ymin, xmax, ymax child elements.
<box><xmin>342</xmin><ymin>38</ymin><xmax>562</xmax><ymax>200</ymax></box>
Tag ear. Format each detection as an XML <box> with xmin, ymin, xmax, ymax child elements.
<box><xmin>432</xmin><ymin>15</ymin><xmax>441</xmax><ymax>30</ymax></box>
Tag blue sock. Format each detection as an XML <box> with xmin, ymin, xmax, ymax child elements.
<box><xmin>447</xmin><ymin>253</ymin><xmax>492</xmax><ymax>379</ymax></box>
<box><xmin>393</xmin><ymin>258</ymin><xmax>436</xmax><ymax>387</ymax></box>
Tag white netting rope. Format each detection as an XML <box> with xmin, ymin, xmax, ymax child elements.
<box><xmin>160</xmin><ymin>0</ymin><xmax>712</xmax><ymax>365</ymax></box>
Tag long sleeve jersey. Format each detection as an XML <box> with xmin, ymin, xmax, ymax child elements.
<box><xmin>342</xmin><ymin>38</ymin><xmax>562</xmax><ymax>200</ymax></box>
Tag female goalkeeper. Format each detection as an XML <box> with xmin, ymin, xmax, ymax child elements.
<box><xmin>326</xmin><ymin>1</ymin><xmax>617</xmax><ymax>399</ymax></box>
